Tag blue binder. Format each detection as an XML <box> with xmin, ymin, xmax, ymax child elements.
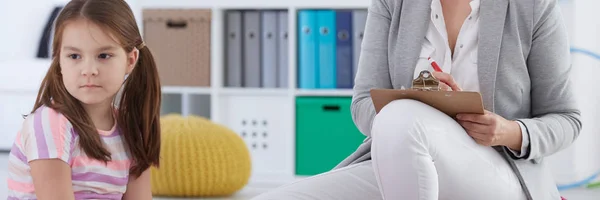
<box><xmin>335</xmin><ymin>10</ymin><xmax>353</xmax><ymax>89</ymax></box>
<box><xmin>298</xmin><ymin>10</ymin><xmax>318</xmax><ymax>89</ymax></box>
<box><xmin>316</xmin><ymin>10</ymin><xmax>336</xmax><ymax>89</ymax></box>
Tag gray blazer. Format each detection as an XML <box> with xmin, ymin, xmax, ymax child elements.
<box><xmin>335</xmin><ymin>0</ymin><xmax>582</xmax><ymax>199</ymax></box>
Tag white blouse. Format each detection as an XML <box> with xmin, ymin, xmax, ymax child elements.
<box><xmin>414</xmin><ymin>0</ymin><xmax>528</xmax><ymax>157</ymax></box>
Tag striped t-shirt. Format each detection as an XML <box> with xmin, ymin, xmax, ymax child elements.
<box><xmin>7</xmin><ymin>105</ymin><xmax>131</xmax><ymax>199</ymax></box>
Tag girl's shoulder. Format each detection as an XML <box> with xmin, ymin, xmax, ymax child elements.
<box><xmin>18</xmin><ymin>105</ymin><xmax>77</xmax><ymax>163</ymax></box>
<box><xmin>23</xmin><ymin>105</ymin><xmax>73</xmax><ymax>132</ymax></box>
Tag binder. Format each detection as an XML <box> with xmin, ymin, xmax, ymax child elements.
<box><xmin>277</xmin><ymin>11</ymin><xmax>289</xmax><ymax>88</ymax></box>
<box><xmin>298</xmin><ymin>10</ymin><xmax>318</xmax><ymax>89</ymax></box>
<box><xmin>352</xmin><ymin>10</ymin><xmax>367</xmax><ymax>84</ymax></box>
<box><xmin>316</xmin><ymin>10</ymin><xmax>336</xmax><ymax>89</ymax></box>
<box><xmin>335</xmin><ymin>10</ymin><xmax>353</xmax><ymax>89</ymax></box>
<box><xmin>243</xmin><ymin>11</ymin><xmax>261</xmax><ymax>87</ymax></box>
<box><xmin>370</xmin><ymin>70</ymin><xmax>484</xmax><ymax>117</ymax></box>
<box><xmin>261</xmin><ymin>11</ymin><xmax>278</xmax><ymax>88</ymax></box>
<box><xmin>225</xmin><ymin>10</ymin><xmax>243</xmax><ymax>87</ymax></box>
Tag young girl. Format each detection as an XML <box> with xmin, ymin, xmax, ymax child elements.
<box><xmin>7</xmin><ymin>0</ymin><xmax>161</xmax><ymax>199</ymax></box>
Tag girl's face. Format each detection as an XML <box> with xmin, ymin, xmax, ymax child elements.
<box><xmin>59</xmin><ymin>19</ymin><xmax>138</xmax><ymax>106</ymax></box>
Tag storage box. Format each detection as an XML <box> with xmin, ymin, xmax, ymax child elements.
<box><xmin>295</xmin><ymin>97</ymin><xmax>366</xmax><ymax>175</ymax></box>
<box><xmin>143</xmin><ymin>9</ymin><xmax>211</xmax><ymax>87</ymax></box>
<box><xmin>216</xmin><ymin>94</ymin><xmax>294</xmax><ymax>181</ymax></box>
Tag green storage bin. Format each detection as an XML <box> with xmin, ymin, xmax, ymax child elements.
<box><xmin>295</xmin><ymin>97</ymin><xmax>366</xmax><ymax>176</ymax></box>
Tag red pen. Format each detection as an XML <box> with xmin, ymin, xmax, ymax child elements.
<box><xmin>427</xmin><ymin>57</ymin><xmax>443</xmax><ymax>72</ymax></box>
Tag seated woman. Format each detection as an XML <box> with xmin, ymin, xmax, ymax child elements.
<box><xmin>252</xmin><ymin>0</ymin><xmax>581</xmax><ymax>199</ymax></box>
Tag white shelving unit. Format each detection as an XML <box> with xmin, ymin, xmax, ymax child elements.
<box><xmin>140</xmin><ymin>0</ymin><xmax>370</xmax><ymax>186</ymax></box>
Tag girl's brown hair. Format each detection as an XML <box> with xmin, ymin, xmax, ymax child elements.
<box><xmin>32</xmin><ymin>0</ymin><xmax>161</xmax><ymax>177</ymax></box>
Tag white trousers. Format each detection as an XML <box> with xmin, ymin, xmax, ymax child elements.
<box><xmin>252</xmin><ymin>99</ymin><xmax>527</xmax><ymax>200</ymax></box>
<box><xmin>372</xmin><ymin>99</ymin><xmax>527</xmax><ymax>200</ymax></box>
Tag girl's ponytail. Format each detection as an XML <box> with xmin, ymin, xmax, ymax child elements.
<box><xmin>117</xmin><ymin>41</ymin><xmax>162</xmax><ymax>177</ymax></box>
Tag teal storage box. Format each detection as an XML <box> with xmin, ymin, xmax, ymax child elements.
<box><xmin>295</xmin><ymin>97</ymin><xmax>366</xmax><ymax>176</ymax></box>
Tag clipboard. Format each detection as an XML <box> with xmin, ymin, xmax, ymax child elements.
<box><xmin>370</xmin><ymin>70</ymin><xmax>485</xmax><ymax>117</ymax></box>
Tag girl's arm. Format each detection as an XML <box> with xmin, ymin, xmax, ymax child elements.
<box><xmin>19</xmin><ymin>106</ymin><xmax>77</xmax><ymax>199</ymax></box>
<box><xmin>30</xmin><ymin>159</ymin><xmax>75</xmax><ymax>200</ymax></box>
<box><xmin>122</xmin><ymin>169</ymin><xmax>152</xmax><ymax>200</ymax></box>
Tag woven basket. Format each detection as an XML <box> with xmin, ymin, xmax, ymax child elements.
<box><xmin>143</xmin><ymin>9</ymin><xmax>212</xmax><ymax>87</ymax></box>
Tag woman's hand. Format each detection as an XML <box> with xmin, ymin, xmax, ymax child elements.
<box><xmin>456</xmin><ymin>110</ymin><xmax>523</xmax><ymax>151</ymax></box>
<box><xmin>431</xmin><ymin>71</ymin><xmax>462</xmax><ymax>91</ymax></box>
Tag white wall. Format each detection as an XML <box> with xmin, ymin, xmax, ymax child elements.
<box><xmin>0</xmin><ymin>0</ymin><xmax>68</xmax><ymax>62</ymax></box>
<box><xmin>0</xmin><ymin>0</ymin><xmax>141</xmax><ymax>62</ymax></box>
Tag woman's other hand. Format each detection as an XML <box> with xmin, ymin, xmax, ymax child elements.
<box><xmin>456</xmin><ymin>110</ymin><xmax>523</xmax><ymax>151</ymax></box>
<box><xmin>431</xmin><ymin>71</ymin><xmax>462</xmax><ymax>91</ymax></box>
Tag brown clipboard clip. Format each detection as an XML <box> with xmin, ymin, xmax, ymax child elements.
<box><xmin>411</xmin><ymin>70</ymin><xmax>440</xmax><ymax>91</ymax></box>
<box><xmin>370</xmin><ymin>70</ymin><xmax>485</xmax><ymax>116</ymax></box>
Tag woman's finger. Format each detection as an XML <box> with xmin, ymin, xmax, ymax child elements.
<box><xmin>439</xmin><ymin>82</ymin><xmax>451</xmax><ymax>91</ymax></box>
<box><xmin>459</xmin><ymin>120</ymin><xmax>489</xmax><ymax>133</ymax></box>
<box><xmin>456</xmin><ymin>113</ymin><xmax>486</xmax><ymax>124</ymax></box>
<box><xmin>458</xmin><ymin>112</ymin><xmax>494</xmax><ymax>125</ymax></box>
<box><xmin>432</xmin><ymin>72</ymin><xmax>462</xmax><ymax>91</ymax></box>
<box><xmin>466</xmin><ymin>130</ymin><xmax>487</xmax><ymax>140</ymax></box>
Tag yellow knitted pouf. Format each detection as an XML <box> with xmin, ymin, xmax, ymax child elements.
<box><xmin>151</xmin><ymin>114</ymin><xmax>251</xmax><ymax>197</ymax></box>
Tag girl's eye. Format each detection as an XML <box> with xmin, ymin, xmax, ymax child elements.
<box><xmin>69</xmin><ymin>54</ymin><xmax>81</xmax><ymax>59</ymax></box>
<box><xmin>98</xmin><ymin>53</ymin><xmax>112</xmax><ymax>59</ymax></box>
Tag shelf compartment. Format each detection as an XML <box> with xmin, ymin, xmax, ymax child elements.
<box><xmin>187</xmin><ymin>94</ymin><xmax>211</xmax><ymax>118</ymax></box>
<box><xmin>223</xmin><ymin>9</ymin><xmax>290</xmax><ymax>89</ymax></box>
<box><xmin>161</xmin><ymin>93</ymin><xmax>183</xmax><ymax>115</ymax></box>
<box><xmin>217</xmin><ymin>94</ymin><xmax>294</xmax><ymax>180</ymax></box>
